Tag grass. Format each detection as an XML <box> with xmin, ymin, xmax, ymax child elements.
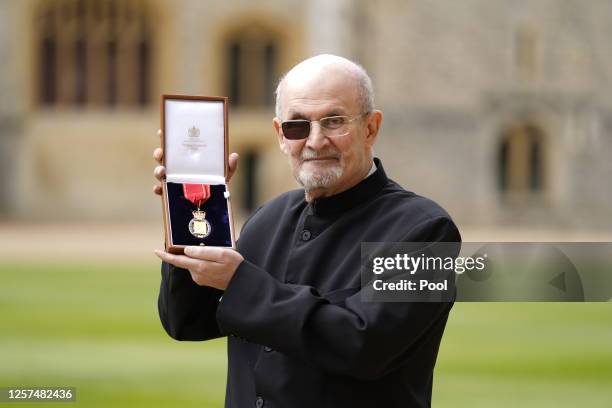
<box><xmin>435</xmin><ymin>303</ymin><xmax>612</xmax><ymax>407</ymax></box>
<box><xmin>0</xmin><ymin>261</ymin><xmax>226</xmax><ymax>407</ymax></box>
<box><xmin>1</xmin><ymin>261</ymin><xmax>611</xmax><ymax>407</ymax></box>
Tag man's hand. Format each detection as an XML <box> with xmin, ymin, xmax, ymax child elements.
<box><xmin>154</xmin><ymin>246</ymin><xmax>244</xmax><ymax>290</ymax></box>
<box><xmin>153</xmin><ymin>129</ymin><xmax>240</xmax><ymax>195</ymax></box>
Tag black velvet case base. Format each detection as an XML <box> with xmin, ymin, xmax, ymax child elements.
<box><xmin>166</xmin><ymin>182</ymin><xmax>232</xmax><ymax>247</ymax></box>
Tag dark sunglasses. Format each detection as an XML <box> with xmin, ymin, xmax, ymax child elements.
<box><xmin>281</xmin><ymin>113</ymin><xmax>369</xmax><ymax>140</ymax></box>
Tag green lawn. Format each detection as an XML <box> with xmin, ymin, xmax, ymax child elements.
<box><xmin>1</xmin><ymin>261</ymin><xmax>611</xmax><ymax>407</ymax></box>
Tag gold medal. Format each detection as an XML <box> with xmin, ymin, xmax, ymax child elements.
<box><xmin>188</xmin><ymin>209</ymin><xmax>211</xmax><ymax>239</ymax></box>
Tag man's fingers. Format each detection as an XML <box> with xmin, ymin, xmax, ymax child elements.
<box><xmin>154</xmin><ymin>165</ymin><xmax>166</xmax><ymax>181</ymax></box>
<box><xmin>184</xmin><ymin>246</ymin><xmax>225</xmax><ymax>262</ymax></box>
<box><xmin>153</xmin><ymin>147</ymin><xmax>163</xmax><ymax>164</ymax></box>
<box><xmin>154</xmin><ymin>249</ymin><xmax>202</xmax><ymax>270</ymax></box>
<box><xmin>152</xmin><ymin>141</ymin><xmax>164</xmax><ymax>197</ymax></box>
<box><xmin>228</xmin><ymin>152</ymin><xmax>239</xmax><ymax>181</ymax></box>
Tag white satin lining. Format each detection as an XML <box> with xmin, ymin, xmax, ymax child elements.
<box><xmin>165</xmin><ymin>99</ymin><xmax>225</xmax><ymax>182</ymax></box>
<box><xmin>166</xmin><ymin>174</ymin><xmax>226</xmax><ymax>184</ymax></box>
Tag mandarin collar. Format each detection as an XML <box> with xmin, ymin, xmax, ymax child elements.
<box><xmin>309</xmin><ymin>157</ymin><xmax>388</xmax><ymax>216</ymax></box>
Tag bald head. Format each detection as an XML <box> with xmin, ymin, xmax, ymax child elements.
<box><xmin>275</xmin><ymin>54</ymin><xmax>374</xmax><ymax>119</ymax></box>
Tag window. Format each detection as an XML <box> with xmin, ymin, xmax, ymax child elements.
<box><xmin>242</xmin><ymin>150</ymin><xmax>259</xmax><ymax>212</ymax></box>
<box><xmin>514</xmin><ymin>23</ymin><xmax>539</xmax><ymax>81</ymax></box>
<box><xmin>35</xmin><ymin>0</ymin><xmax>153</xmax><ymax>108</ymax></box>
<box><xmin>226</xmin><ymin>25</ymin><xmax>279</xmax><ymax>108</ymax></box>
<box><xmin>498</xmin><ymin>123</ymin><xmax>546</xmax><ymax>196</ymax></box>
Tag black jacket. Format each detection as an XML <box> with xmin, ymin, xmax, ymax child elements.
<box><xmin>158</xmin><ymin>158</ymin><xmax>461</xmax><ymax>407</ymax></box>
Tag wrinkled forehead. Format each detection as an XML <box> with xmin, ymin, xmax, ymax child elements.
<box><xmin>279</xmin><ymin>66</ymin><xmax>361</xmax><ymax>119</ymax></box>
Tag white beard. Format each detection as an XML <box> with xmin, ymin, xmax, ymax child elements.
<box><xmin>297</xmin><ymin>164</ymin><xmax>343</xmax><ymax>192</ymax></box>
<box><xmin>292</xmin><ymin>148</ymin><xmax>343</xmax><ymax>192</ymax></box>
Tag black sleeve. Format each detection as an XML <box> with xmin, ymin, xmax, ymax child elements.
<box><xmin>216</xmin><ymin>216</ymin><xmax>460</xmax><ymax>380</ymax></box>
<box><xmin>157</xmin><ymin>261</ymin><xmax>224</xmax><ymax>341</ymax></box>
<box><xmin>157</xmin><ymin>206</ymin><xmax>265</xmax><ymax>342</ymax></box>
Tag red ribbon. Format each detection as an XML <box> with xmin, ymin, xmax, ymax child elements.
<box><xmin>182</xmin><ymin>184</ymin><xmax>211</xmax><ymax>208</ymax></box>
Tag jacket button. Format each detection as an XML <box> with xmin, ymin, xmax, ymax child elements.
<box><xmin>264</xmin><ymin>346</ymin><xmax>272</xmax><ymax>352</ymax></box>
<box><xmin>301</xmin><ymin>229</ymin><xmax>312</xmax><ymax>241</ymax></box>
<box><xmin>255</xmin><ymin>396</ymin><xmax>264</xmax><ymax>408</ymax></box>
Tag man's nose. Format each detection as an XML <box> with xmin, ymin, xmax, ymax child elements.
<box><xmin>305</xmin><ymin>122</ymin><xmax>330</xmax><ymax>150</ymax></box>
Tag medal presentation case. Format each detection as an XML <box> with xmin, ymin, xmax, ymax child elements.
<box><xmin>161</xmin><ymin>95</ymin><xmax>236</xmax><ymax>253</ymax></box>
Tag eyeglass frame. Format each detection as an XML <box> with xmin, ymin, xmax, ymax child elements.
<box><xmin>280</xmin><ymin>111</ymin><xmax>371</xmax><ymax>140</ymax></box>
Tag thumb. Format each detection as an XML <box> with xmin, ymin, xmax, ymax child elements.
<box><xmin>228</xmin><ymin>152</ymin><xmax>239</xmax><ymax>181</ymax></box>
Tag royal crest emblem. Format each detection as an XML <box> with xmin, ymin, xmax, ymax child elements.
<box><xmin>188</xmin><ymin>125</ymin><xmax>200</xmax><ymax>138</ymax></box>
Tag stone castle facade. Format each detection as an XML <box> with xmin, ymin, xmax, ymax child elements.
<box><xmin>0</xmin><ymin>0</ymin><xmax>611</xmax><ymax>231</ymax></box>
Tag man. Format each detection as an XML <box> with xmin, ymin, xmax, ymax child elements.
<box><xmin>153</xmin><ymin>54</ymin><xmax>460</xmax><ymax>407</ymax></box>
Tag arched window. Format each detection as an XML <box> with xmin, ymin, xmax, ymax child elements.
<box><xmin>35</xmin><ymin>0</ymin><xmax>153</xmax><ymax>108</ymax></box>
<box><xmin>498</xmin><ymin>123</ymin><xmax>546</xmax><ymax>195</ymax></box>
<box><xmin>225</xmin><ymin>25</ymin><xmax>278</xmax><ymax>108</ymax></box>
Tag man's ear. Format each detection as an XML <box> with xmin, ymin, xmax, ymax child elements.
<box><xmin>273</xmin><ymin>117</ymin><xmax>288</xmax><ymax>154</ymax></box>
<box><xmin>365</xmin><ymin>110</ymin><xmax>383</xmax><ymax>148</ymax></box>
